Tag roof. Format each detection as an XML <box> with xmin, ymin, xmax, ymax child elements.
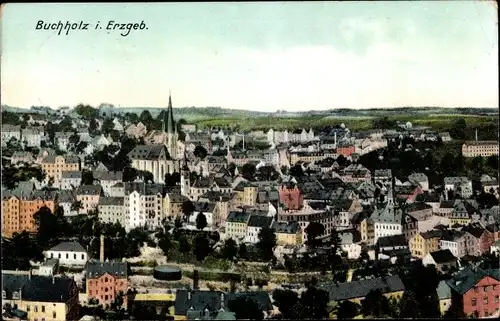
<box><xmin>437</xmin><ymin>280</ymin><xmax>452</xmax><ymax>300</ymax></box>
<box><xmin>226</xmin><ymin>211</ymin><xmax>250</xmax><ymax>224</ymax></box>
<box><xmin>61</xmin><ymin>171</ymin><xmax>82</xmax><ymax>179</ymax></box>
<box><xmin>124</xmin><ymin>182</ymin><xmax>164</xmax><ymax>196</ymax></box>
<box><xmin>86</xmin><ymin>261</ymin><xmax>127</xmax><ymax>279</ymax></box>
<box><xmin>224</xmin><ymin>291</ymin><xmax>273</xmax><ymax>311</ymax></box>
<box><xmin>2</xmin><ymin>273</ymin><xmax>77</xmax><ymax>302</ymax></box>
<box><xmin>320</xmin><ymin>275</ymin><xmax>405</xmax><ymax>301</ymax></box>
<box><xmin>272</xmin><ymin>221</ymin><xmax>300</xmax><ymax>234</ymax></box>
<box><xmin>76</xmin><ymin>185</ymin><xmax>102</xmax><ymax>196</ymax></box>
<box><xmin>98</xmin><ymin>197</ymin><xmax>124</xmax><ymax>206</ymax></box>
<box><xmin>93</xmin><ymin>171</ymin><xmax>123</xmax><ymax>181</ymax></box>
<box><xmin>128</xmin><ymin>144</ymin><xmax>171</xmax><ymax>160</ymax></box>
<box><xmin>247</xmin><ymin>215</ymin><xmax>273</xmax><ymax>228</ymax></box>
<box><xmin>429</xmin><ymin>249</ymin><xmax>457</xmax><ymax>264</ymax></box>
<box><xmin>446</xmin><ymin>266</ymin><xmax>500</xmax><ymax>295</ymax></box>
<box><xmin>48</xmin><ymin>242</ymin><xmax>86</xmax><ymax>253</ymax></box>
<box><xmin>174</xmin><ymin>290</ymin><xmax>223</xmax><ymax>316</ymax></box>
<box><xmin>376</xmin><ymin>234</ymin><xmax>408</xmax><ymax>249</ymax></box>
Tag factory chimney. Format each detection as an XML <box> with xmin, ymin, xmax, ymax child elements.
<box><xmin>475</xmin><ymin>129</ymin><xmax>478</xmax><ymax>141</ymax></box>
<box><xmin>100</xmin><ymin>234</ymin><xmax>105</xmax><ymax>262</ymax></box>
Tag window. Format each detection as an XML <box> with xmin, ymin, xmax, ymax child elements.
<box><xmin>82</xmin><ymin>254</ymin><xmax>85</xmax><ymax>260</ymax></box>
<box><xmin>474</xmin><ymin>287</ymin><xmax>479</xmax><ymax>293</ymax></box>
<box><xmin>35</xmin><ymin>306</ymin><xmax>38</xmax><ymax>312</ymax></box>
<box><xmin>471</xmin><ymin>298</ymin><xmax>477</xmax><ymax>306</ymax></box>
<box><xmin>495</xmin><ymin>295</ymin><xmax>499</xmax><ymax>303</ymax></box>
<box><xmin>484</xmin><ymin>297</ymin><xmax>488</xmax><ymax>305</ymax></box>
<box><xmin>42</xmin><ymin>305</ymin><xmax>45</xmax><ymax>312</ymax></box>
<box><xmin>12</xmin><ymin>291</ymin><xmax>20</xmax><ymax>299</ymax></box>
<box><xmin>74</xmin><ymin>254</ymin><xmax>77</xmax><ymax>259</ymax></box>
<box><xmin>53</xmin><ymin>312</ymin><xmax>57</xmax><ymax>319</ymax></box>
<box><xmin>1</xmin><ymin>291</ymin><xmax>5</xmax><ymax>299</ymax></box>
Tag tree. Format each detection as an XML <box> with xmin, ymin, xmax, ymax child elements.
<box><xmin>158</xmin><ymin>232</ymin><xmax>173</xmax><ymax>257</ymax></box>
<box><xmin>450</xmin><ymin>118</ymin><xmax>467</xmax><ymax>140</ymax></box>
<box><xmin>81</xmin><ymin>170</ymin><xmax>94</xmax><ymax>185</ymax></box>
<box><xmin>228</xmin><ymin>297</ymin><xmax>263</xmax><ymax>320</ymax></box>
<box><xmin>139</xmin><ymin>110</ymin><xmax>154</xmax><ymax>128</ymax></box>
<box><xmin>222</xmin><ymin>238</ymin><xmax>238</xmax><ymax>261</ymax></box>
<box><xmin>361</xmin><ymin>289</ymin><xmax>391</xmax><ymax>317</ymax></box>
<box><xmin>241</xmin><ymin>163</ymin><xmax>257</xmax><ymax>181</ymax></box>
<box><xmin>193</xmin><ymin>145</ymin><xmax>208</xmax><ymax>159</ymax></box>
<box><xmin>123</xmin><ymin>166</ymin><xmax>138</xmax><ymax>182</ymax></box>
<box><xmin>193</xmin><ymin>235</ymin><xmax>210</xmax><ymax>262</ymax></box>
<box><xmin>196</xmin><ymin>212</ymin><xmax>208</xmax><ymax>230</ymax></box>
<box><xmin>101</xmin><ymin>118</ymin><xmax>114</xmax><ymax>135</ymax></box>
<box><xmin>34</xmin><ymin>206</ymin><xmax>62</xmax><ymax>248</ymax></box>
<box><xmin>273</xmin><ymin>289</ymin><xmax>300</xmax><ymax>319</ymax></box>
<box><xmin>289</xmin><ymin>164</ymin><xmax>305</xmax><ymax>177</ymax></box>
<box><xmin>181</xmin><ymin>200</ymin><xmax>195</xmax><ymax>220</ymax></box>
<box><xmin>398</xmin><ymin>290</ymin><xmax>420</xmax><ymax>318</ymax></box>
<box><xmin>238</xmin><ymin>243</ymin><xmax>248</xmax><ymax>260</ymax></box>
<box><xmin>257</xmin><ymin>227</ymin><xmax>277</xmax><ymax>261</ymax></box>
<box><xmin>337</xmin><ymin>300</ymin><xmax>360</xmax><ymax>319</ymax></box>
<box><xmin>256</xmin><ymin>165</ymin><xmax>279</xmax><ymax>181</ymax></box>
<box><xmin>300</xmin><ymin>286</ymin><xmax>330</xmax><ymax>319</ymax></box>
<box><xmin>305</xmin><ymin>222</ymin><xmax>325</xmax><ymax>247</ymax></box>
<box><xmin>89</xmin><ymin>119</ymin><xmax>99</xmax><ymax>134</ymax></box>
<box><xmin>164</xmin><ymin>172</ymin><xmax>180</xmax><ymax>187</ymax></box>
<box><xmin>138</xmin><ymin>170</ymin><xmax>154</xmax><ymax>183</ymax></box>
<box><xmin>178</xmin><ymin>235</ymin><xmax>191</xmax><ymax>255</ymax></box>
<box><xmin>71</xmin><ymin>200</ymin><xmax>83</xmax><ymax>212</ymax></box>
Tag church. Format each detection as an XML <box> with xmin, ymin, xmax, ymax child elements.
<box><xmin>127</xmin><ymin>93</ymin><xmax>185</xmax><ymax>183</ymax></box>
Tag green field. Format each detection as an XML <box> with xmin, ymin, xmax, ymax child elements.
<box><xmin>191</xmin><ymin>114</ymin><xmax>498</xmax><ymax>132</ymax></box>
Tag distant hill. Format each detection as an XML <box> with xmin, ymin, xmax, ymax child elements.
<box><xmin>2</xmin><ymin>104</ymin><xmax>498</xmax><ymax>119</ymax></box>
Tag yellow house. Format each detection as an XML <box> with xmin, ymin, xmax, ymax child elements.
<box><xmin>231</xmin><ymin>182</ymin><xmax>258</xmax><ymax>208</ymax></box>
<box><xmin>40</xmin><ymin>155</ymin><xmax>81</xmax><ymax>181</ymax></box>
<box><xmin>437</xmin><ymin>280</ymin><xmax>452</xmax><ymax>315</ymax></box>
<box><xmin>2</xmin><ymin>271</ymin><xmax>79</xmax><ymax>321</ymax></box>
<box><xmin>272</xmin><ymin>221</ymin><xmax>302</xmax><ymax>246</ymax></box>
<box><xmin>225</xmin><ymin>211</ymin><xmax>250</xmax><ymax>241</ymax></box>
<box><xmin>163</xmin><ymin>193</ymin><xmax>189</xmax><ymax>219</ymax></box>
<box><xmin>409</xmin><ymin>230</ymin><xmax>442</xmax><ymax>258</ymax></box>
<box><xmin>319</xmin><ymin>275</ymin><xmax>405</xmax><ymax>306</ymax></box>
<box><xmin>360</xmin><ymin>218</ymin><xmax>375</xmax><ymax>245</ymax></box>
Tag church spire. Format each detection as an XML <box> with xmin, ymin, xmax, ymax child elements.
<box><xmin>166</xmin><ymin>91</ymin><xmax>175</xmax><ymax>134</ymax></box>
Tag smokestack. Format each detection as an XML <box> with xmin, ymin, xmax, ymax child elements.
<box><xmin>193</xmin><ymin>269</ymin><xmax>199</xmax><ymax>290</ymax></box>
<box><xmin>475</xmin><ymin>129</ymin><xmax>478</xmax><ymax>142</ymax></box>
<box><xmin>52</xmin><ymin>277</ymin><xmax>55</xmax><ymax>284</ymax></box>
<box><xmin>100</xmin><ymin>234</ymin><xmax>105</xmax><ymax>262</ymax></box>
<box><xmin>334</xmin><ymin>132</ymin><xmax>337</xmax><ymax>148</ymax></box>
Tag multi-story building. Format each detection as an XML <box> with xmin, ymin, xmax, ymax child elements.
<box><xmin>40</xmin><ymin>155</ymin><xmax>81</xmax><ymax>181</ymax></box>
<box><xmin>1</xmin><ymin>124</ymin><xmax>22</xmax><ymax>146</ymax></box>
<box><xmin>1</xmin><ymin>271</ymin><xmax>80</xmax><ymax>321</ymax></box>
<box><xmin>439</xmin><ymin>230</ymin><xmax>468</xmax><ymax>258</ymax></box>
<box><xmin>360</xmin><ymin>217</ymin><xmax>375</xmax><ymax>245</ymax></box>
<box><xmin>21</xmin><ymin>127</ymin><xmax>43</xmax><ymax>148</ymax></box>
<box><xmin>444</xmin><ymin>177</ymin><xmax>473</xmax><ymax>198</ymax></box>
<box><xmin>409</xmin><ymin>230</ymin><xmax>442</xmax><ymax>258</ymax></box>
<box><xmin>277</xmin><ymin>203</ymin><xmax>334</xmax><ymax>243</ymax></box>
<box><xmin>164</xmin><ymin>193</ymin><xmax>189</xmax><ymax>220</ymax></box>
<box><xmin>60</xmin><ymin>171</ymin><xmax>82</xmax><ymax>190</ymax></box>
<box><xmin>446</xmin><ymin>266</ymin><xmax>500</xmax><ymax>318</ymax></box>
<box><xmin>244</xmin><ymin>215</ymin><xmax>274</xmax><ymax>244</ymax></box>
<box><xmin>86</xmin><ymin>261</ymin><xmax>128</xmax><ymax>308</ymax></box>
<box><xmin>75</xmin><ymin>185</ymin><xmax>102</xmax><ymax>214</ymax></box>
<box><xmin>231</xmin><ymin>182</ymin><xmax>258</xmax><ymax>209</ymax></box>
<box><xmin>225</xmin><ymin>211</ymin><xmax>250</xmax><ymax>241</ymax></box>
<box><xmin>272</xmin><ymin>221</ymin><xmax>302</xmax><ymax>246</ymax></box>
<box><xmin>462</xmin><ymin>141</ymin><xmax>499</xmax><ymax>157</ymax></box>
<box><xmin>408</xmin><ymin>173</ymin><xmax>430</xmax><ymax>191</ymax></box>
<box><xmin>93</xmin><ymin>171</ymin><xmax>123</xmax><ymax>196</ymax></box>
<box><xmin>10</xmin><ymin>151</ymin><xmax>36</xmax><ymax>165</ymax></box>
<box><xmin>2</xmin><ymin>188</ymin><xmax>57</xmax><ymax>237</ymax></box>
<box><xmin>124</xmin><ymin>183</ymin><xmax>164</xmax><ymax>231</ymax></box>
<box><xmin>55</xmin><ymin>132</ymin><xmax>72</xmax><ymax>151</ymax></box>
<box><xmin>98</xmin><ymin>197</ymin><xmax>125</xmax><ymax>225</ymax></box>
<box><xmin>279</xmin><ymin>183</ymin><xmax>304</xmax><ymax>210</ymax></box>
<box><xmin>371</xmin><ymin>193</ymin><xmax>405</xmax><ymax>243</ymax></box>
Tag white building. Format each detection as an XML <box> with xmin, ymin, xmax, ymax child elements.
<box><xmin>124</xmin><ymin>182</ymin><xmax>164</xmax><ymax>231</ymax></box>
<box><xmin>94</xmin><ymin>171</ymin><xmax>123</xmax><ymax>196</ymax></box>
<box><xmin>1</xmin><ymin>124</ymin><xmax>21</xmax><ymax>146</ymax></box>
<box><xmin>21</xmin><ymin>127</ymin><xmax>43</xmax><ymax>148</ymax></box>
<box><xmin>55</xmin><ymin>132</ymin><xmax>72</xmax><ymax>151</ymax></box>
<box><xmin>44</xmin><ymin>242</ymin><xmax>88</xmax><ymax>266</ymax></box>
<box><xmin>408</xmin><ymin>173</ymin><xmax>429</xmax><ymax>191</ymax></box>
<box><xmin>60</xmin><ymin>171</ymin><xmax>82</xmax><ymax>190</ymax></box>
<box><xmin>188</xmin><ymin>204</ymin><xmax>215</xmax><ymax>229</ymax></box>
<box><xmin>439</xmin><ymin>231</ymin><xmax>468</xmax><ymax>258</ymax></box>
<box><xmin>444</xmin><ymin>177</ymin><xmax>473</xmax><ymax>198</ymax></box>
<box><xmin>244</xmin><ymin>215</ymin><xmax>274</xmax><ymax>244</ymax></box>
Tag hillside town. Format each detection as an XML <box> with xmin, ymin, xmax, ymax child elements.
<box><xmin>1</xmin><ymin>98</ymin><xmax>499</xmax><ymax>321</ymax></box>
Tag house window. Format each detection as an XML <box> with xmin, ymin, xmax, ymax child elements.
<box><xmin>495</xmin><ymin>295</ymin><xmax>499</xmax><ymax>303</ymax></box>
<box><xmin>1</xmin><ymin>291</ymin><xmax>5</xmax><ymax>299</ymax></box>
<box><xmin>474</xmin><ymin>287</ymin><xmax>479</xmax><ymax>293</ymax></box>
<box><xmin>27</xmin><ymin>305</ymin><xmax>30</xmax><ymax>311</ymax></box>
<box><xmin>35</xmin><ymin>306</ymin><xmax>38</xmax><ymax>312</ymax></box>
<box><xmin>42</xmin><ymin>305</ymin><xmax>45</xmax><ymax>312</ymax></box>
<box><xmin>74</xmin><ymin>254</ymin><xmax>77</xmax><ymax>259</ymax></box>
<box><xmin>484</xmin><ymin>297</ymin><xmax>488</xmax><ymax>304</ymax></box>
<box><xmin>471</xmin><ymin>298</ymin><xmax>477</xmax><ymax>306</ymax></box>
<box><xmin>82</xmin><ymin>254</ymin><xmax>85</xmax><ymax>260</ymax></box>
<box><xmin>53</xmin><ymin>312</ymin><xmax>57</xmax><ymax>319</ymax></box>
<box><xmin>12</xmin><ymin>291</ymin><xmax>20</xmax><ymax>299</ymax></box>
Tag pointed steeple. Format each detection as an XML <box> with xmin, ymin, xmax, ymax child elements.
<box><xmin>166</xmin><ymin>91</ymin><xmax>175</xmax><ymax>134</ymax></box>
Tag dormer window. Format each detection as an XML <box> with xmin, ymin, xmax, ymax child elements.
<box><xmin>2</xmin><ymin>291</ymin><xmax>6</xmax><ymax>299</ymax></box>
<box><xmin>12</xmin><ymin>291</ymin><xmax>20</xmax><ymax>299</ymax></box>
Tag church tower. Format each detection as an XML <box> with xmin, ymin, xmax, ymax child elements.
<box><xmin>180</xmin><ymin>153</ymin><xmax>190</xmax><ymax>198</ymax></box>
<box><xmin>165</xmin><ymin>91</ymin><xmax>178</xmax><ymax>159</ymax></box>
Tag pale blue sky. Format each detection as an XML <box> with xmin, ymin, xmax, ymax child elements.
<box><xmin>1</xmin><ymin>1</ymin><xmax>498</xmax><ymax>111</ymax></box>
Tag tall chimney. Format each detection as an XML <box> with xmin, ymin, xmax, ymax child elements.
<box><xmin>100</xmin><ymin>234</ymin><xmax>105</xmax><ymax>262</ymax></box>
<box><xmin>334</xmin><ymin>132</ymin><xmax>337</xmax><ymax>148</ymax></box>
<box><xmin>475</xmin><ymin>129</ymin><xmax>478</xmax><ymax>142</ymax></box>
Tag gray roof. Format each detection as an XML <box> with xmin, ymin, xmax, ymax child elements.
<box><xmin>371</xmin><ymin>203</ymin><xmax>405</xmax><ymax>225</ymax></box>
<box><xmin>320</xmin><ymin>275</ymin><xmax>405</xmax><ymax>301</ymax></box>
<box><xmin>429</xmin><ymin>249</ymin><xmax>457</xmax><ymax>264</ymax></box>
<box><xmin>437</xmin><ymin>280</ymin><xmax>451</xmax><ymax>300</ymax></box>
<box><xmin>61</xmin><ymin>171</ymin><xmax>82</xmax><ymax>179</ymax></box>
<box><xmin>76</xmin><ymin>185</ymin><xmax>102</xmax><ymax>196</ymax></box>
<box><xmin>124</xmin><ymin>182</ymin><xmax>163</xmax><ymax>196</ymax></box>
<box><xmin>93</xmin><ymin>171</ymin><xmax>123</xmax><ymax>181</ymax></box>
<box><xmin>408</xmin><ymin>172</ymin><xmax>428</xmax><ymax>182</ymax></box>
<box><xmin>247</xmin><ymin>215</ymin><xmax>273</xmax><ymax>228</ymax></box>
<box><xmin>194</xmin><ymin>202</ymin><xmax>217</xmax><ymax>213</ymax></box>
<box><xmin>446</xmin><ymin>267</ymin><xmax>500</xmax><ymax>295</ymax></box>
<box><xmin>272</xmin><ymin>221</ymin><xmax>300</xmax><ymax>234</ymax></box>
<box><xmin>128</xmin><ymin>144</ymin><xmax>171</xmax><ymax>160</ymax></box>
<box><xmin>167</xmin><ymin>193</ymin><xmax>190</xmax><ymax>203</ymax></box>
<box><xmin>98</xmin><ymin>197</ymin><xmax>124</xmax><ymax>206</ymax></box>
<box><xmin>226</xmin><ymin>211</ymin><xmax>250</xmax><ymax>223</ymax></box>
<box><xmin>85</xmin><ymin>261</ymin><xmax>128</xmax><ymax>279</ymax></box>
<box><xmin>48</xmin><ymin>242</ymin><xmax>86</xmax><ymax>253</ymax></box>
<box><xmin>2</xmin><ymin>273</ymin><xmax>77</xmax><ymax>302</ymax></box>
